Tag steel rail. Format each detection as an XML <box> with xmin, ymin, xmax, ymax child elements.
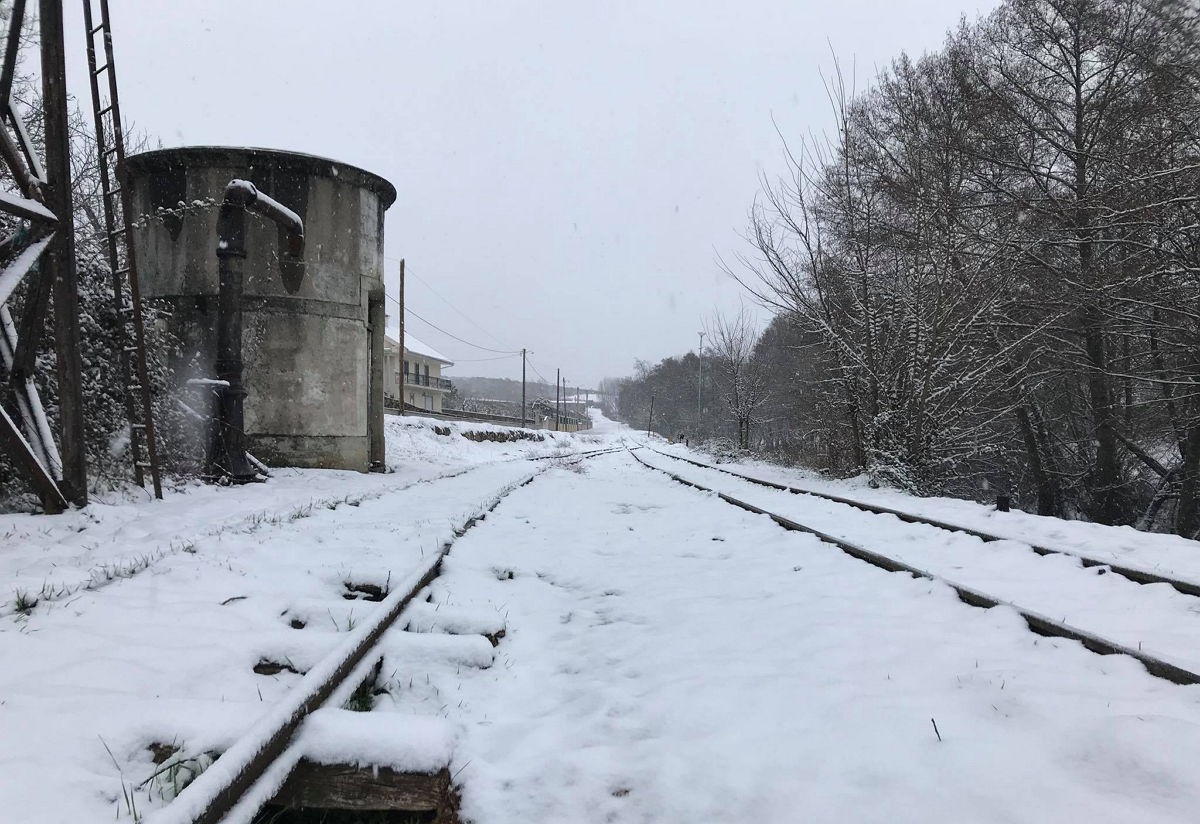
<box><xmin>645</xmin><ymin>445</ymin><xmax>1200</xmax><ymax>599</ymax></box>
<box><xmin>628</xmin><ymin>448</ymin><xmax>1200</xmax><ymax>687</ymax></box>
<box><xmin>153</xmin><ymin>446</ymin><xmax>616</xmax><ymax>824</ymax></box>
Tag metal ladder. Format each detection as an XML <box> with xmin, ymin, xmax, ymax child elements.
<box><xmin>82</xmin><ymin>0</ymin><xmax>162</xmax><ymax>498</ymax></box>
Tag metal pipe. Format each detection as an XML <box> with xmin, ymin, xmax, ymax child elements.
<box><xmin>209</xmin><ymin>179</ymin><xmax>304</xmax><ymax>482</ymax></box>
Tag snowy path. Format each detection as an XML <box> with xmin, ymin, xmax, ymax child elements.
<box><xmin>414</xmin><ymin>451</ymin><xmax>1200</xmax><ymax>823</ymax></box>
<box><xmin>636</xmin><ymin>448</ymin><xmax>1200</xmax><ymax>678</ymax></box>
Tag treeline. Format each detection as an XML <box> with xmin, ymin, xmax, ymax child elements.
<box><xmin>619</xmin><ymin>0</ymin><xmax>1200</xmax><ymax>537</ymax></box>
<box><xmin>447</xmin><ymin>376</ymin><xmax>556</xmax><ymax>407</ymax></box>
<box><xmin>609</xmin><ymin>311</ymin><xmax>769</xmax><ymax>451</ymax></box>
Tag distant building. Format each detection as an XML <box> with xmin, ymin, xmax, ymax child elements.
<box><xmin>384</xmin><ymin>330</ymin><xmax>454</xmax><ymax>413</ymax></box>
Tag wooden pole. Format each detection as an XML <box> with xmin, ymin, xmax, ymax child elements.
<box><xmin>40</xmin><ymin>0</ymin><xmax>86</xmax><ymax>505</ymax></box>
<box><xmin>397</xmin><ymin>258</ymin><xmax>405</xmax><ymax>416</ymax></box>
<box><xmin>555</xmin><ymin>368</ymin><xmax>560</xmax><ymax>432</ymax></box>
<box><xmin>521</xmin><ymin>348</ymin><xmax>527</xmax><ymax>427</ymax></box>
<box><xmin>647</xmin><ymin>393</ymin><xmax>655</xmax><ymax>437</ymax></box>
<box><xmin>697</xmin><ymin>330</ymin><xmax>704</xmax><ymax>435</ymax></box>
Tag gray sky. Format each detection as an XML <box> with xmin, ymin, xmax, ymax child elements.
<box><xmin>66</xmin><ymin>0</ymin><xmax>998</xmax><ymax>387</ymax></box>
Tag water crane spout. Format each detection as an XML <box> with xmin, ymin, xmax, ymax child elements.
<box><xmin>209</xmin><ymin>179</ymin><xmax>305</xmax><ymax>482</ymax></box>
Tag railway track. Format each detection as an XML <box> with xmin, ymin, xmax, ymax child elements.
<box><xmin>4</xmin><ymin>444</ymin><xmax>624</xmax><ymax>621</ymax></box>
<box><xmin>149</xmin><ymin>446</ymin><xmax>623</xmax><ymax>824</ymax></box>
<box><xmin>643</xmin><ymin>445</ymin><xmax>1200</xmax><ymax>598</ymax></box>
<box><xmin>628</xmin><ymin>447</ymin><xmax>1200</xmax><ymax>687</ymax></box>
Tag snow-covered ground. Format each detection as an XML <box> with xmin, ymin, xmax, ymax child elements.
<box><xmin>0</xmin><ymin>417</ymin><xmax>586</xmax><ymax>619</ymax></box>
<box><xmin>0</xmin><ymin>415</ymin><xmax>594</xmax><ymax>822</ymax></box>
<box><xmin>428</xmin><ymin>447</ymin><xmax>1200</xmax><ymax>823</ymax></box>
<box><xmin>3</xmin><ymin>411</ymin><xmax>1200</xmax><ymax>823</ymax></box>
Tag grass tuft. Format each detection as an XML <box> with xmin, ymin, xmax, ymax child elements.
<box><xmin>12</xmin><ymin>589</ymin><xmax>38</xmax><ymax>616</ymax></box>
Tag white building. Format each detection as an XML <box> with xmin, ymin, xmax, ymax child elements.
<box><xmin>383</xmin><ymin>330</ymin><xmax>454</xmax><ymax>413</ymax></box>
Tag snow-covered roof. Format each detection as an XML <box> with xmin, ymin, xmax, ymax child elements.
<box><xmin>386</xmin><ymin>325</ymin><xmax>453</xmax><ymax>365</ymax></box>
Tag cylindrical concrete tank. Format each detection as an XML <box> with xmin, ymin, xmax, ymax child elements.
<box><xmin>126</xmin><ymin>146</ymin><xmax>397</xmax><ymax>471</ymax></box>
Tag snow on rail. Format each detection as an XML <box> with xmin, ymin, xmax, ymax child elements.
<box><xmin>639</xmin><ymin>446</ymin><xmax>1200</xmax><ymax>676</ymax></box>
<box><xmin>647</xmin><ymin>445</ymin><xmax>1200</xmax><ymax>597</ymax></box>
<box><xmin>629</xmin><ymin>448</ymin><xmax>1200</xmax><ymax>686</ymax></box>
<box><xmin>145</xmin><ymin>470</ymin><xmax>538</xmax><ymax>824</ymax></box>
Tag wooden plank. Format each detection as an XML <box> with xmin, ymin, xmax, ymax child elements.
<box><xmin>0</xmin><ymin>232</ymin><xmax>53</xmax><ymax>306</ymax></box>
<box><xmin>9</xmin><ymin>237</ymin><xmax>55</xmax><ymax>382</ymax></box>
<box><xmin>0</xmin><ymin>190</ymin><xmax>55</xmax><ymax>222</ymax></box>
<box><xmin>0</xmin><ymin>110</ymin><xmax>37</xmax><ymax>197</ymax></box>
<box><xmin>0</xmin><ymin>404</ymin><xmax>66</xmax><ymax>513</ymax></box>
<box><xmin>271</xmin><ymin>762</ymin><xmax>449</xmax><ymax>811</ymax></box>
<box><xmin>0</xmin><ymin>0</ymin><xmax>26</xmax><ymax>107</ymax></box>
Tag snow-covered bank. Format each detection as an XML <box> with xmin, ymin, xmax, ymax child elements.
<box><xmin>0</xmin><ymin>416</ymin><xmax>602</xmax><ymax>823</ymax></box>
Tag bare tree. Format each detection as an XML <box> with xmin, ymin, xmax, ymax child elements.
<box><xmin>705</xmin><ymin>309</ymin><xmax>770</xmax><ymax>449</ymax></box>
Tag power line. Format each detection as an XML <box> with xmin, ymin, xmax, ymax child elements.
<box><xmin>408</xmin><ymin>307</ymin><xmax>521</xmax><ymax>354</ymax></box>
<box><xmin>385</xmin><ymin>256</ymin><xmax>515</xmax><ymax>352</ymax></box>
<box><xmin>384</xmin><ymin>291</ymin><xmax>520</xmax><ymax>355</ymax></box>
<box><xmin>451</xmin><ymin>353</ymin><xmax>522</xmax><ymax>363</ymax></box>
<box><xmin>525</xmin><ymin>356</ymin><xmax>552</xmax><ymax>385</ymax></box>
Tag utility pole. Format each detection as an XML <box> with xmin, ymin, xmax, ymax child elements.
<box><xmin>697</xmin><ymin>330</ymin><xmax>705</xmax><ymax>433</ymax></box>
<box><xmin>41</xmin><ymin>0</ymin><xmax>86</xmax><ymax>505</ymax></box>
<box><xmin>397</xmin><ymin>258</ymin><xmax>405</xmax><ymax>416</ymax></box>
<box><xmin>647</xmin><ymin>392</ymin><xmax>655</xmax><ymax>437</ymax></box>
<box><xmin>521</xmin><ymin>348</ymin><xmax>527</xmax><ymax>427</ymax></box>
<box><xmin>555</xmin><ymin>368</ymin><xmax>560</xmax><ymax>432</ymax></box>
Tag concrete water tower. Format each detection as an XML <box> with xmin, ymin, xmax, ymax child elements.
<box><xmin>126</xmin><ymin>147</ymin><xmax>397</xmax><ymax>471</ymax></box>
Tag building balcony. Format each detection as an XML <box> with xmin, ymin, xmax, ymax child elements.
<box><xmin>404</xmin><ymin>374</ymin><xmax>452</xmax><ymax>391</ymax></box>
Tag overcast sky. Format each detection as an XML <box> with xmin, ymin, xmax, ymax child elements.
<box><xmin>64</xmin><ymin>0</ymin><xmax>999</xmax><ymax>387</ymax></box>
